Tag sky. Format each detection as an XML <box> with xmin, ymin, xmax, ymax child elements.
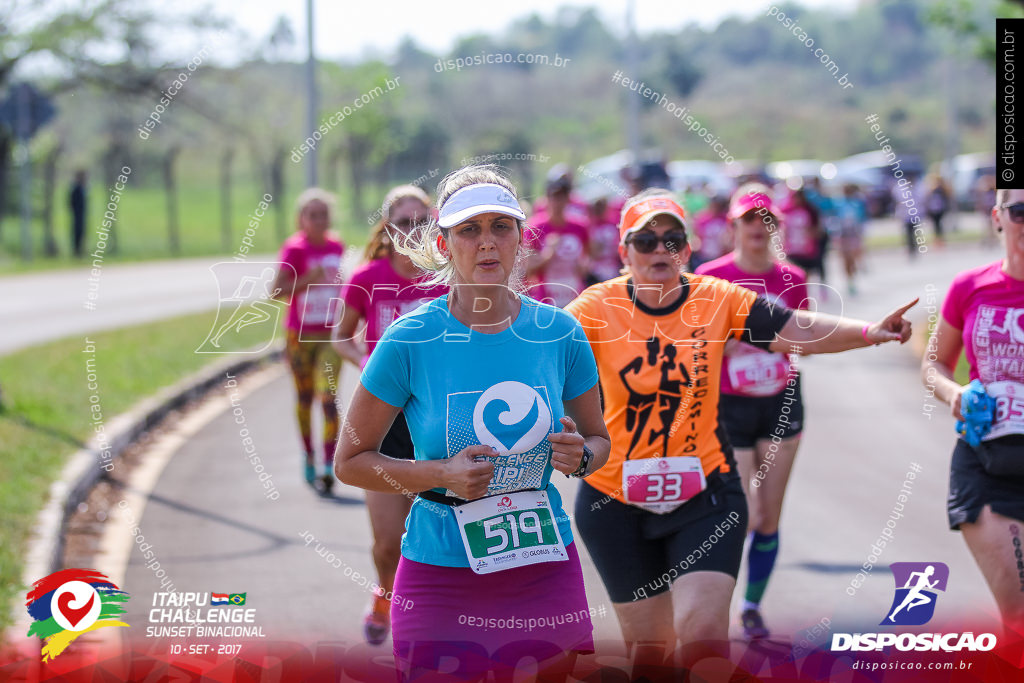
<box><xmin>199</xmin><ymin>0</ymin><xmax>861</xmax><ymax>62</ymax></box>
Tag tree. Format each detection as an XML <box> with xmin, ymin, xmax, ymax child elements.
<box><xmin>38</xmin><ymin>136</ymin><xmax>62</xmax><ymax>256</ymax></box>
<box><xmin>0</xmin><ymin>1</ymin><xmax>131</xmax><ymax>242</ymax></box>
<box><xmin>162</xmin><ymin>145</ymin><xmax>181</xmax><ymax>253</ymax></box>
<box><xmin>1</xmin><ymin>0</ymin><xmax>229</xmax><ymax>256</ymax></box>
<box><xmin>395</xmin><ymin>37</ymin><xmax>435</xmax><ymax>72</ymax></box>
<box><xmin>928</xmin><ymin>0</ymin><xmax>1024</xmax><ymax>66</ymax></box>
<box><xmin>266</xmin><ymin>16</ymin><xmax>296</xmax><ymax>63</ymax></box>
<box><xmin>320</xmin><ymin>61</ymin><xmax>405</xmax><ymax>219</ymax></box>
<box><xmin>387</xmin><ymin>119</ymin><xmax>449</xmax><ymax>186</ymax></box>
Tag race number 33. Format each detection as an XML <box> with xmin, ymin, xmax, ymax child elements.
<box><xmin>455</xmin><ymin>490</ymin><xmax>568</xmax><ymax>574</ymax></box>
<box><xmin>623</xmin><ymin>456</ymin><xmax>707</xmax><ymax>514</ymax></box>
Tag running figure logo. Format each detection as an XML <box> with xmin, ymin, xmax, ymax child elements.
<box><xmin>619</xmin><ymin>337</ymin><xmax>691</xmax><ymax>457</ymax></box>
<box><xmin>881</xmin><ymin>562</ymin><xmax>949</xmax><ymax>626</ymax></box>
<box><xmin>197</xmin><ymin>262</ymin><xmax>289</xmax><ymax>353</ymax></box>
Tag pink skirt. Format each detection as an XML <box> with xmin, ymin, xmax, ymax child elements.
<box><xmin>391</xmin><ymin>542</ymin><xmax>594</xmax><ymax>681</ymax></box>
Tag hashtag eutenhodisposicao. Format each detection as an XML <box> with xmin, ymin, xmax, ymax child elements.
<box><xmin>611</xmin><ymin>70</ymin><xmax>734</xmax><ymax>165</ymax></box>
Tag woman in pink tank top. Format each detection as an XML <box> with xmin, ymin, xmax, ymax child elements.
<box><xmin>923</xmin><ymin>187</ymin><xmax>1024</xmax><ymax>634</ymax></box>
<box><xmin>271</xmin><ymin>189</ymin><xmax>345</xmax><ymax>493</ymax></box>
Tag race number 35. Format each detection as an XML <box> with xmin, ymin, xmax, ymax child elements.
<box><xmin>995</xmin><ymin>396</ymin><xmax>1024</xmax><ymax>423</ymax></box>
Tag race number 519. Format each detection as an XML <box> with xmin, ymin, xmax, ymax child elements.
<box><xmin>466</xmin><ymin>508</ymin><xmax>558</xmax><ymax>557</ymax></box>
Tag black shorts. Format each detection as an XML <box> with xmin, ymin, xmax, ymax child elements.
<box><xmin>718</xmin><ymin>376</ymin><xmax>804</xmax><ymax>449</ymax></box>
<box><xmin>948</xmin><ymin>437</ymin><xmax>1024</xmax><ymax>530</ymax></box>
<box><xmin>380</xmin><ymin>412</ymin><xmax>415</xmax><ymax>460</ymax></box>
<box><xmin>573</xmin><ymin>471</ymin><xmax>748</xmax><ymax>603</ymax></box>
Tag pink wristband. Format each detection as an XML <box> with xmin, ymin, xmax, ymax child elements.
<box><xmin>861</xmin><ymin>324</ymin><xmax>873</xmax><ymax>345</ymax></box>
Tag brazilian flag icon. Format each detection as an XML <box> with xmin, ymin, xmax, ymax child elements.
<box><xmin>228</xmin><ymin>593</ymin><xmax>246</xmax><ymax>605</ymax></box>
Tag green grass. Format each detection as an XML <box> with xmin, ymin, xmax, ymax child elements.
<box><xmin>0</xmin><ymin>307</ymin><xmax>277</xmax><ymax>633</ymax></box>
<box><xmin>954</xmin><ymin>352</ymin><xmax>970</xmax><ymax>386</ymax></box>
<box><xmin>0</xmin><ymin>165</ymin><xmax>387</xmax><ymax>274</ymax></box>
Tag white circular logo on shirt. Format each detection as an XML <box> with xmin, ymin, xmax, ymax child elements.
<box><xmin>473</xmin><ymin>382</ymin><xmax>552</xmax><ymax>455</ymax></box>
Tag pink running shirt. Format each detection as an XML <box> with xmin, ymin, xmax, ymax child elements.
<box><xmin>278</xmin><ymin>231</ymin><xmax>346</xmax><ymax>334</ymax></box>
<box><xmin>342</xmin><ymin>258</ymin><xmax>448</xmax><ymax>362</ymax></box>
<box><xmin>696</xmin><ymin>255</ymin><xmax>808</xmax><ymax>396</ymax></box>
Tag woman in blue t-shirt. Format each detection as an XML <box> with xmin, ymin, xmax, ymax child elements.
<box><xmin>335</xmin><ymin>164</ymin><xmax>611</xmax><ymax>681</ymax></box>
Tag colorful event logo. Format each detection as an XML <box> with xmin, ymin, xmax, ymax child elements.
<box><xmin>26</xmin><ymin>569</ymin><xmax>129</xmax><ymax>661</ymax></box>
<box><xmin>881</xmin><ymin>562</ymin><xmax>949</xmax><ymax>626</ymax></box>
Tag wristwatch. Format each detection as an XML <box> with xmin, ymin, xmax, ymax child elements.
<box><xmin>569</xmin><ymin>445</ymin><xmax>594</xmax><ymax>478</ymax></box>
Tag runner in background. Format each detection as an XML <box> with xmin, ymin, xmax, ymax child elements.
<box><xmin>333</xmin><ymin>185</ymin><xmax>447</xmax><ymax>645</ymax></box>
<box><xmin>801</xmin><ymin>178</ymin><xmax>833</xmax><ymax>284</ymax></box>
<box><xmin>531</xmin><ymin>163</ymin><xmax>590</xmax><ymax>223</ymax></box>
<box><xmin>683</xmin><ymin>182</ymin><xmax>710</xmax><ymax>218</ymax></box>
<box><xmin>690</xmin><ymin>195</ymin><xmax>732</xmax><ymax>272</ymax></box>
<box><xmin>527</xmin><ymin>174</ymin><xmax>591</xmax><ymax>307</ymax></box>
<box><xmin>922</xmin><ymin>187</ymin><xmax>1024</xmax><ymax>634</ymax></box>
<box><xmin>271</xmin><ymin>189</ymin><xmax>345</xmax><ymax>493</ymax></box>
<box><xmin>781</xmin><ymin>187</ymin><xmax>825</xmax><ymax>290</ymax></box>
<box><xmin>695</xmin><ymin>186</ymin><xmax>809</xmax><ymax>641</ymax></box>
<box><xmin>923</xmin><ymin>173</ymin><xmax>952</xmax><ymax>247</ymax></box>
<box><xmin>835</xmin><ymin>183</ymin><xmax>868</xmax><ymax>296</ymax></box>
<box><xmin>336</xmin><ymin>165</ymin><xmax>610</xmax><ymax>681</ymax></box>
<box><xmin>894</xmin><ymin>173</ymin><xmax>924</xmax><ymax>259</ymax></box>
<box><xmin>567</xmin><ymin>188</ymin><xmax>915</xmax><ymax>673</ymax></box>
<box><xmin>975</xmin><ymin>175</ymin><xmax>999</xmax><ymax>248</ymax></box>
<box><xmin>586</xmin><ymin>196</ymin><xmax>624</xmax><ymax>285</ymax></box>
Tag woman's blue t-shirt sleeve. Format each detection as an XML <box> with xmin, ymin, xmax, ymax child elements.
<box><xmin>360</xmin><ymin>327</ymin><xmax>411</xmax><ymax>408</ymax></box>
<box><xmin>563</xmin><ymin>318</ymin><xmax>599</xmax><ymax>401</ymax></box>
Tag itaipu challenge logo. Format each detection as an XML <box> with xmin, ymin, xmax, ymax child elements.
<box><xmin>26</xmin><ymin>569</ymin><xmax>129</xmax><ymax>661</ymax></box>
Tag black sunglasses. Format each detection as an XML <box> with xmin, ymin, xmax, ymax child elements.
<box><xmin>626</xmin><ymin>231</ymin><xmax>688</xmax><ymax>254</ymax></box>
<box><xmin>998</xmin><ymin>202</ymin><xmax>1024</xmax><ymax>223</ymax></box>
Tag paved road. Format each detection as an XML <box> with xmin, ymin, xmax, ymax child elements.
<box><xmin>105</xmin><ymin>240</ymin><xmax>1008</xmax><ymax>662</ymax></box>
<box><xmin>0</xmin><ymin>251</ymin><xmax>362</xmax><ymax>355</ymax></box>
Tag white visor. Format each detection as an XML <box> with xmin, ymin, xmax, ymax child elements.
<box><xmin>437</xmin><ymin>183</ymin><xmax>526</xmax><ymax>228</ymax></box>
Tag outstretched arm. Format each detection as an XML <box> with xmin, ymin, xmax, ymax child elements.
<box><xmin>768</xmin><ymin>298</ymin><xmax>917</xmax><ymax>355</ymax></box>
